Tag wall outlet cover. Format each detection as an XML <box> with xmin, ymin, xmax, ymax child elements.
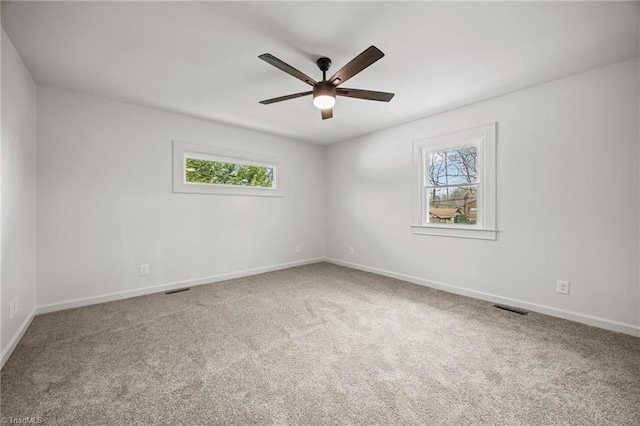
<box><xmin>557</xmin><ymin>279</ymin><xmax>570</xmax><ymax>295</ymax></box>
<box><xmin>140</xmin><ymin>264</ymin><xmax>149</xmax><ymax>276</ymax></box>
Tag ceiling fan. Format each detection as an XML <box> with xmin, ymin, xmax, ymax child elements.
<box><xmin>258</xmin><ymin>46</ymin><xmax>394</xmax><ymax>120</ymax></box>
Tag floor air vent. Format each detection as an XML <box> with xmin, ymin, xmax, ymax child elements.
<box><xmin>165</xmin><ymin>288</ymin><xmax>191</xmax><ymax>295</ymax></box>
<box><xmin>494</xmin><ymin>304</ymin><xmax>528</xmax><ymax>315</ymax></box>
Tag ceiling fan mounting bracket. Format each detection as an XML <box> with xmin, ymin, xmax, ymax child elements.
<box><xmin>316</xmin><ymin>57</ymin><xmax>332</xmax><ymax>72</ymax></box>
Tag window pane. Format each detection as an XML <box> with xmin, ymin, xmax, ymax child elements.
<box><xmin>427</xmin><ymin>185</ymin><xmax>477</xmax><ymax>225</ymax></box>
<box><xmin>185</xmin><ymin>157</ymin><xmax>274</xmax><ymax>188</ymax></box>
<box><xmin>428</xmin><ymin>146</ymin><xmax>477</xmax><ymax>185</ymax></box>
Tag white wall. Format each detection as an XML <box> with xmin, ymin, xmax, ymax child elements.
<box><xmin>1</xmin><ymin>29</ymin><xmax>37</xmax><ymax>360</ymax></box>
<box><xmin>36</xmin><ymin>87</ymin><xmax>325</xmax><ymax>308</ymax></box>
<box><xmin>326</xmin><ymin>59</ymin><xmax>640</xmax><ymax>334</ymax></box>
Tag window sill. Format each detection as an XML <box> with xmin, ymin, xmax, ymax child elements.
<box><xmin>411</xmin><ymin>225</ymin><xmax>497</xmax><ymax>240</ymax></box>
<box><xmin>175</xmin><ymin>182</ymin><xmax>284</xmax><ymax>197</ymax></box>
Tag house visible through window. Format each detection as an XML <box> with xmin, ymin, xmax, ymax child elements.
<box><xmin>412</xmin><ymin>123</ymin><xmax>497</xmax><ymax>240</ymax></box>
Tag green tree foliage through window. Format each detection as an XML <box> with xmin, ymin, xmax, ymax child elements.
<box><xmin>185</xmin><ymin>157</ymin><xmax>274</xmax><ymax>188</ymax></box>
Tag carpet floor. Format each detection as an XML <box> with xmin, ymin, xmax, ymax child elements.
<box><xmin>1</xmin><ymin>262</ymin><xmax>639</xmax><ymax>425</ymax></box>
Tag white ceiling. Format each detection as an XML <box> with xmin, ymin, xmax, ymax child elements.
<box><xmin>2</xmin><ymin>1</ymin><xmax>638</xmax><ymax>145</ymax></box>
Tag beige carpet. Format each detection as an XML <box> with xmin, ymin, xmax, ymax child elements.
<box><xmin>1</xmin><ymin>262</ymin><xmax>639</xmax><ymax>425</ymax></box>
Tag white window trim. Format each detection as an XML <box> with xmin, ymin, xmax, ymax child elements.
<box><xmin>172</xmin><ymin>140</ymin><xmax>284</xmax><ymax>197</ymax></box>
<box><xmin>411</xmin><ymin>123</ymin><xmax>497</xmax><ymax>240</ymax></box>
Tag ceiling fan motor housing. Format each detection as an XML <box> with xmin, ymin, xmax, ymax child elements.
<box><xmin>313</xmin><ymin>81</ymin><xmax>336</xmax><ymax>99</ymax></box>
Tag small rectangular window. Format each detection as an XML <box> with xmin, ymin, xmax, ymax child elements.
<box><xmin>184</xmin><ymin>154</ymin><xmax>275</xmax><ymax>189</ymax></box>
<box><xmin>173</xmin><ymin>141</ymin><xmax>283</xmax><ymax>197</ymax></box>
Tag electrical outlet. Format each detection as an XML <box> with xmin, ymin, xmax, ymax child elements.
<box><xmin>10</xmin><ymin>300</ymin><xmax>15</xmax><ymax>319</ymax></box>
<box><xmin>15</xmin><ymin>295</ymin><xmax>19</xmax><ymax>315</ymax></box>
<box><xmin>557</xmin><ymin>279</ymin><xmax>570</xmax><ymax>295</ymax></box>
<box><xmin>140</xmin><ymin>264</ymin><xmax>149</xmax><ymax>276</ymax></box>
<box><xmin>348</xmin><ymin>247</ymin><xmax>354</xmax><ymax>255</ymax></box>
<box><xmin>296</xmin><ymin>245</ymin><xmax>301</xmax><ymax>254</ymax></box>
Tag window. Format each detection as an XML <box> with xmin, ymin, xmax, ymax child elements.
<box><xmin>426</xmin><ymin>145</ymin><xmax>478</xmax><ymax>225</ymax></box>
<box><xmin>173</xmin><ymin>141</ymin><xmax>283</xmax><ymax>197</ymax></box>
<box><xmin>184</xmin><ymin>154</ymin><xmax>275</xmax><ymax>188</ymax></box>
<box><xmin>412</xmin><ymin>123</ymin><xmax>497</xmax><ymax>240</ymax></box>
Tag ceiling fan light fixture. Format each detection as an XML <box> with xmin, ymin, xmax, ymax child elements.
<box><xmin>313</xmin><ymin>94</ymin><xmax>335</xmax><ymax>109</ymax></box>
<box><xmin>313</xmin><ymin>82</ymin><xmax>336</xmax><ymax>109</ymax></box>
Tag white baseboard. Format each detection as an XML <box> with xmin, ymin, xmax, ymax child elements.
<box><xmin>326</xmin><ymin>257</ymin><xmax>640</xmax><ymax>337</ymax></box>
<box><xmin>36</xmin><ymin>257</ymin><xmax>325</xmax><ymax>315</ymax></box>
<box><xmin>1</xmin><ymin>306</ymin><xmax>36</xmax><ymax>369</ymax></box>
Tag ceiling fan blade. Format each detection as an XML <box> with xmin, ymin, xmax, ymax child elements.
<box><xmin>328</xmin><ymin>46</ymin><xmax>385</xmax><ymax>86</ymax></box>
<box><xmin>321</xmin><ymin>108</ymin><xmax>333</xmax><ymax>120</ymax></box>
<box><xmin>259</xmin><ymin>54</ymin><xmax>317</xmax><ymax>87</ymax></box>
<box><xmin>336</xmin><ymin>88</ymin><xmax>394</xmax><ymax>102</ymax></box>
<box><xmin>259</xmin><ymin>91</ymin><xmax>313</xmax><ymax>105</ymax></box>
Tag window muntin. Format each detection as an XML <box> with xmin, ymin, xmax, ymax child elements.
<box><xmin>184</xmin><ymin>154</ymin><xmax>276</xmax><ymax>189</ymax></box>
